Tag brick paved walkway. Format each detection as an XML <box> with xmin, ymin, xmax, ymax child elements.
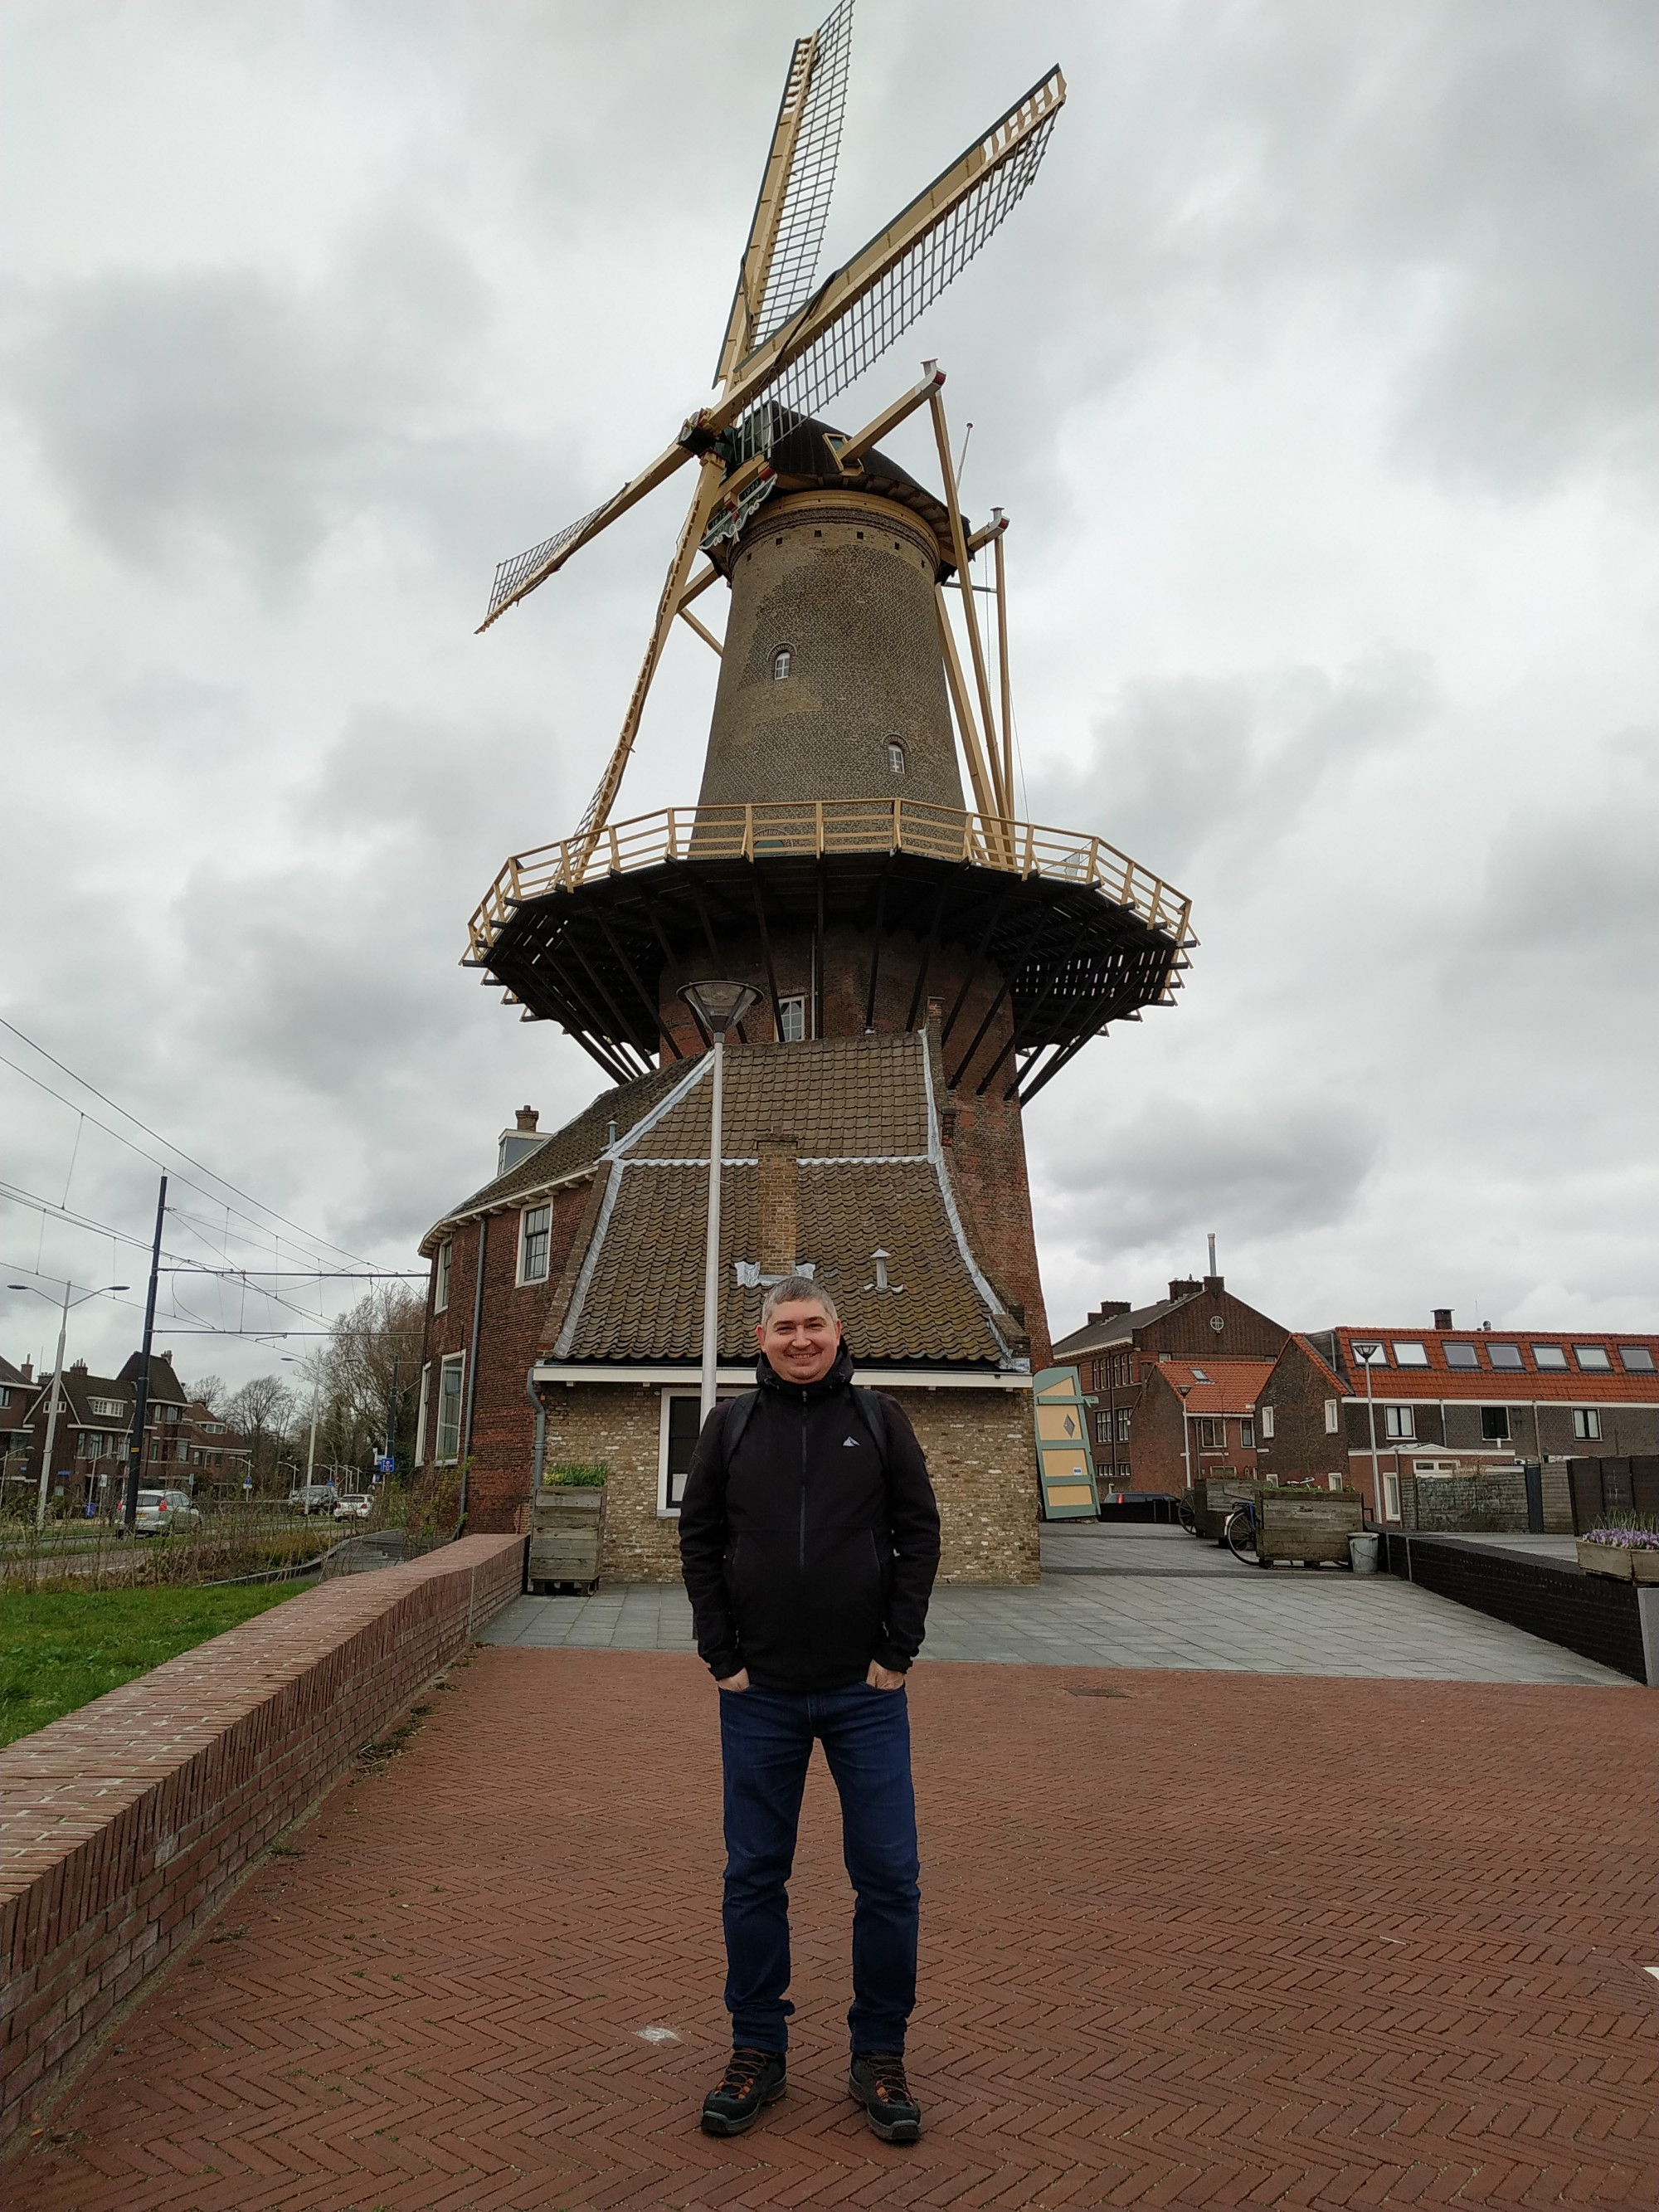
<box><xmin>11</xmin><ymin>1649</ymin><xmax>1657</xmax><ymax>2210</ymax></box>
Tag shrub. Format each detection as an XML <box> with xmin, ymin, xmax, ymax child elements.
<box><xmin>544</xmin><ymin>1462</ymin><xmax>609</xmax><ymax>1488</ymax></box>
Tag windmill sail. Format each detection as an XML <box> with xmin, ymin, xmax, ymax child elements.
<box><xmin>752</xmin><ymin>66</ymin><xmax>1063</xmax><ymax>425</ymax></box>
<box><xmin>752</xmin><ymin>0</ymin><xmax>854</xmax><ymax>348</ymax></box>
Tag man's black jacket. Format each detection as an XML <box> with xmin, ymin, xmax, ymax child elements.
<box><xmin>678</xmin><ymin>1342</ymin><xmax>941</xmax><ymax>1692</ymax></box>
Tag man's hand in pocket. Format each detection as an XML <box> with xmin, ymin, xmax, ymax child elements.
<box><xmin>867</xmin><ymin>1661</ymin><xmax>906</xmax><ymax>1690</ymax></box>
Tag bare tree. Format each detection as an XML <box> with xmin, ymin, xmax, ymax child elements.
<box><xmin>224</xmin><ymin>1374</ymin><xmax>296</xmax><ymax>1492</ymax></box>
<box><xmin>304</xmin><ymin>1286</ymin><xmax>426</xmax><ymax>1484</ymax></box>
<box><xmin>187</xmin><ymin>1374</ymin><xmax>227</xmax><ymax>1414</ymax></box>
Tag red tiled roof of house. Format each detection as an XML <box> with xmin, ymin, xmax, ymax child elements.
<box><xmin>1331</xmin><ymin>1327</ymin><xmax>1659</xmax><ymax>1402</ymax></box>
<box><xmin>1146</xmin><ymin>1357</ymin><xmax>1277</xmax><ymax>1415</ymax></box>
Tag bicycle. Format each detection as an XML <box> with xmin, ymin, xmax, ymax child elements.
<box><xmin>1223</xmin><ymin>1497</ymin><xmax>1264</xmax><ymax>1566</ymax></box>
<box><xmin>1175</xmin><ymin>1496</ymin><xmax>1197</xmax><ymax>1537</ymax></box>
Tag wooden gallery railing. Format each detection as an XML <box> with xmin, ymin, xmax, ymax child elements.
<box><xmin>465</xmin><ymin>798</ymin><xmax>1192</xmax><ymax>967</ymax></box>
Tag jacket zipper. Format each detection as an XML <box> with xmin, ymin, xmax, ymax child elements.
<box><xmin>798</xmin><ymin>1388</ymin><xmax>809</xmax><ymax>1568</ymax></box>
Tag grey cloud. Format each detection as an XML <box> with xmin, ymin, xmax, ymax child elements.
<box><xmin>1040</xmin><ymin>1098</ymin><xmax>1380</xmax><ymax>1259</ymax></box>
<box><xmin>1</xmin><ymin>215</ymin><xmax>490</xmax><ymax>582</ymax></box>
<box><xmin>1034</xmin><ymin>651</ymin><xmax>1433</xmax><ymax>885</ymax></box>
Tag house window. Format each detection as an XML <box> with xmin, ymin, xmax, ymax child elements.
<box><xmin>89</xmin><ymin>1396</ymin><xmax>125</xmax><ymax>1419</ymax></box>
<box><xmin>435</xmin><ymin>1240</ymin><xmax>452</xmax><ymax>1313</ymax></box>
<box><xmin>1572</xmin><ymin>1409</ymin><xmax>1601</xmax><ymax>1441</ymax></box>
<box><xmin>886</xmin><ymin>738</ymin><xmax>907</xmax><ymax>777</ymax></box>
<box><xmin>1384</xmin><ymin>1406</ymin><xmax>1415</xmax><ymax>1440</ymax></box>
<box><xmin>1392</xmin><ymin>1342</ymin><xmax>1429</xmax><ymax>1367</ymax></box>
<box><xmin>1260</xmin><ymin>1406</ymin><xmax>1275</xmax><ymax>1440</ymax></box>
<box><xmin>778</xmin><ymin>995</ymin><xmax>807</xmax><ymax>1043</ymax></box>
<box><xmin>1487</xmin><ymin>1342</ymin><xmax>1522</xmax><ymax>1369</ymax></box>
<box><xmin>1445</xmin><ymin>1342</ymin><xmax>1479</xmax><ymax>1368</ymax></box>
<box><xmin>519</xmin><ymin>1204</ymin><xmax>552</xmax><ymax>1285</ymax></box>
<box><xmin>1480</xmin><ymin>1406</ymin><xmax>1511</xmax><ymax>1440</ymax></box>
<box><xmin>435</xmin><ymin>1355</ymin><xmax>465</xmax><ymax>1464</ymax></box>
<box><xmin>1574</xmin><ymin>1346</ymin><xmax>1611</xmax><ymax>1372</ymax></box>
<box><xmin>771</xmin><ymin>645</ymin><xmax>793</xmax><ymax>680</ymax></box>
<box><xmin>659</xmin><ymin>1388</ymin><xmax>740</xmax><ymax>1513</ymax></box>
<box><xmin>1350</xmin><ymin>1342</ymin><xmax>1386</xmax><ymax>1369</ymax></box>
<box><xmin>1324</xmin><ymin>1400</ymin><xmax>1340</xmax><ymax>1434</ymax></box>
<box><xmin>1240</xmin><ymin>1420</ymin><xmax>1256</xmax><ymax>1449</ymax></box>
<box><xmin>1117</xmin><ymin>1407</ymin><xmax>1131</xmax><ymax>1441</ymax></box>
<box><xmin>414</xmin><ymin>1363</ymin><xmax>431</xmax><ymax>1469</ymax></box>
<box><xmin>1532</xmin><ymin>1344</ymin><xmax>1568</xmax><ymax>1370</ymax></box>
<box><xmin>1382</xmin><ymin>1471</ymin><xmax>1402</xmax><ymax>1522</ymax></box>
<box><xmin>1095</xmin><ymin>1411</ymin><xmax>1111</xmax><ymax>1445</ymax></box>
<box><xmin>1194</xmin><ymin>1417</ymin><xmax>1225</xmax><ymax>1451</ymax></box>
<box><xmin>1619</xmin><ymin>1346</ymin><xmax>1655</xmax><ymax>1372</ymax></box>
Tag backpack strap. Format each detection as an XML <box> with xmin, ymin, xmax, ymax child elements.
<box><xmin>718</xmin><ymin>1390</ymin><xmax>761</xmax><ymax>1475</ymax></box>
<box><xmin>851</xmin><ymin>1386</ymin><xmax>888</xmax><ymax>1467</ymax></box>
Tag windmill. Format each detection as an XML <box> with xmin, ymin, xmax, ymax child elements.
<box><xmin>478</xmin><ymin>0</ymin><xmax>1064</xmax><ymax>866</ymax></box>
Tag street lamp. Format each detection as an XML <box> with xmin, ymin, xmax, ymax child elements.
<box><xmin>678</xmin><ymin>982</ymin><xmax>760</xmax><ymax>1422</ymax></box>
<box><xmin>281</xmin><ymin>1357</ymin><xmax>322</xmax><ymax>1492</ymax></box>
<box><xmin>1175</xmin><ymin>1381</ymin><xmax>1194</xmax><ymax>1494</ymax></box>
<box><xmin>1352</xmin><ymin>1342</ymin><xmax>1386</xmax><ymax>1524</ymax></box>
<box><xmin>7</xmin><ymin>1280</ymin><xmax>129</xmax><ymax>1528</ymax></box>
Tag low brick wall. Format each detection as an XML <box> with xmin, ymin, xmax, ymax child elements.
<box><xmin>1381</xmin><ymin>1530</ymin><xmax>1650</xmax><ymax>1684</ymax></box>
<box><xmin>0</xmin><ymin>1532</ymin><xmax>523</xmax><ymax>2147</ymax></box>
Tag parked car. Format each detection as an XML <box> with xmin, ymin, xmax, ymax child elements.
<box><xmin>285</xmin><ymin>1484</ymin><xmax>338</xmax><ymax>1515</ymax></box>
<box><xmin>134</xmin><ymin>1488</ymin><xmax>203</xmax><ymax>1533</ymax></box>
<box><xmin>332</xmin><ymin>1494</ymin><xmax>373</xmax><ymax>1521</ymax></box>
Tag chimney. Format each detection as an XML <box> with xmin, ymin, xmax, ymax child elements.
<box><xmin>70</xmin><ymin>1360</ymin><xmax>88</xmax><ymax>1374</ymax></box>
<box><xmin>757</xmin><ymin>1133</ymin><xmax>799</xmax><ymax>1279</ymax></box>
<box><xmin>20</xmin><ymin>1360</ymin><xmax>32</xmax><ymax>1382</ymax></box>
<box><xmin>1433</xmin><ymin>1307</ymin><xmax>1452</xmax><ymax>1330</ymax></box>
<box><xmin>1088</xmin><ymin>1301</ymin><xmax>1131</xmax><ymax>1325</ymax></box>
<box><xmin>1168</xmin><ymin>1278</ymin><xmax>1202</xmax><ymax>1300</ymax></box>
<box><xmin>498</xmin><ymin>1105</ymin><xmax>547</xmax><ymax>1178</ymax></box>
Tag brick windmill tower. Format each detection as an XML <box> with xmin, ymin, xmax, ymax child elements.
<box><xmin>416</xmin><ymin>1</ymin><xmax>1194</xmax><ymax>1584</ymax></box>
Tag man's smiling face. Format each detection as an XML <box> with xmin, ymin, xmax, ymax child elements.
<box><xmin>757</xmin><ymin>1296</ymin><xmax>842</xmax><ymax>1385</ymax></box>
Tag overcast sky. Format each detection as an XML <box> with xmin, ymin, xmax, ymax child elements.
<box><xmin>2</xmin><ymin>0</ymin><xmax>1656</xmax><ymax>1388</ymax></box>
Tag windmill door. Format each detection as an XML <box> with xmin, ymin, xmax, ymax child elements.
<box><xmin>1032</xmin><ymin>1367</ymin><xmax>1099</xmax><ymax>1520</ymax></box>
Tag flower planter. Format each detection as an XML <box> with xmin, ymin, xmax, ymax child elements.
<box><xmin>1577</xmin><ymin>1538</ymin><xmax>1634</xmax><ymax>1581</ymax></box>
<box><xmin>1635</xmin><ymin>1549</ymin><xmax>1659</xmax><ymax>1586</ymax></box>
<box><xmin>530</xmin><ymin>1484</ymin><xmax>606</xmax><ymax>1591</ymax></box>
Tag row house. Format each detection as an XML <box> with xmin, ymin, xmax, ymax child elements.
<box><xmin>0</xmin><ymin>1353</ymin><xmax>248</xmax><ymax>1510</ymax></box>
<box><xmin>1306</xmin><ymin>1316</ymin><xmax>1659</xmax><ymax>1523</ymax></box>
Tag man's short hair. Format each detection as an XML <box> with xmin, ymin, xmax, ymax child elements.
<box><xmin>760</xmin><ymin>1274</ymin><xmax>839</xmax><ymax>1326</ymax></box>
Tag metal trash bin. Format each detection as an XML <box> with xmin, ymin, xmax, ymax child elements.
<box><xmin>1348</xmin><ymin>1532</ymin><xmax>1380</xmax><ymax>1576</ymax></box>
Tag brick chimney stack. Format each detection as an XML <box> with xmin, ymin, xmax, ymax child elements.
<box><xmin>1433</xmin><ymin>1307</ymin><xmax>1452</xmax><ymax>1329</ymax></box>
<box><xmin>515</xmin><ymin>1106</ymin><xmax>539</xmax><ymax>1133</ymax></box>
<box><xmin>757</xmin><ymin>1134</ymin><xmax>800</xmax><ymax>1279</ymax></box>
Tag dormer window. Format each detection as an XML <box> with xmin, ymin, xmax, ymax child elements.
<box><xmin>887</xmin><ymin>738</ymin><xmax>907</xmax><ymax>776</ymax></box>
<box><xmin>771</xmin><ymin>646</ymin><xmax>793</xmax><ymax>681</ymax></box>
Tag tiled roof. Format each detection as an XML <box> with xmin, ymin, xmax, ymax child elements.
<box><xmin>0</xmin><ymin>1354</ymin><xmax>27</xmax><ymax>1387</ymax></box>
<box><xmin>1330</xmin><ymin>1327</ymin><xmax>1659</xmax><ymax>1403</ymax></box>
<box><xmin>548</xmin><ymin>1032</ymin><xmax>1013</xmax><ymax>1371</ymax></box>
<box><xmin>1146</xmin><ymin>1357</ymin><xmax>1277</xmax><ymax>1415</ymax></box>
<box><xmin>1287</xmin><ymin>1334</ymin><xmax>1347</xmax><ymax>1395</ymax></box>
<box><xmin>1051</xmin><ymin>1295</ymin><xmax>1190</xmax><ymax>1359</ymax></box>
<box><xmin>422</xmin><ymin>1061</ymin><xmax>691</xmax><ymax>1250</ymax></box>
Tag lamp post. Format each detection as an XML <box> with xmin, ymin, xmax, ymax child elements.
<box><xmin>7</xmin><ymin>1280</ymin><xmax>129</xmax><ymax>1527</ymax></box>
<box><xmin>281</xmin><ymin>1357</ymin><xmax>322</xmax><ymax>1494</ymax></box>
<box><xmin>1175</xmin><ymin>1381</ymin><xmax>1193</xmax><ymax>1493</ymax></box>
<box><xmin>1353</xmin><ymin>1341</ymin><xmax>1384</xmax><ymax>1523</ymax></box>
<box><xmin>678</xmin><ymin>982</ymin><xmax>760</xmax><ymax>1423</ymax></box>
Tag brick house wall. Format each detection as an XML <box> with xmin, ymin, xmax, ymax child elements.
<box><xmin>1255</xmin><ymin>1338</ymin><xmax>1349</xmax><ymax>1488</ymax></box>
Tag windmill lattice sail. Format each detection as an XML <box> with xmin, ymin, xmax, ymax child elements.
<box><xmin>749</xmin><ymin>0</ymin><xmax>855</xmax><ymax>350</ymax></box>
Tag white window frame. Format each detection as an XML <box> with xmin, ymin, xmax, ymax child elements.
<box><xmin>1391</xmin><ymin>1342</ymin><xmax>1429</xmax><ymax>1368</ymax></box>
<box><xmin>886</xmin><ymin>737</ymin><xmax>907</xmax><ymax>777</ymax></box>
<box><xmin>518</xmin><ymin>1203</ymin><xmax>552</xmax><ymax>1286</ymax></box>
<box><xmin>1573</xmin><ymin>1346</ymin><xmax>1611</xmax><ymax>1372</ymax></box>
<box><xmin>1572</xmin><ymin>1408</ymin><xmax>1602</xmax><ymax>1441</ymax></box>
<box><xmin>778</xmin><ymin>994</ymin><xmax>807</xmax><ymax>1043</ymax></box>
<box><xmin>658</xmin><ymin>1386</ymin><xmax>741</xmax><ymax>1517</ymax></box>
<box><xmin>435</xmin><ymin>1354</ymin><xmax>465</xmax><ymax>1464</ymax></box>
<box><xmin>1323</xmin><ymin>1399</ymin><xmax>1340</xmax><ymax>1435</ymax></box>
<box><xmin>1384</xmin><ymin>1406</ymin><xmax>1415</xmax><ymax>1440</ymax></box>
<box><xmin>1117</xmin><ymin>1407</ymin><xmax>1131</xmax><ymax>1441</ymax></box>
<box><xmin>435</xmin><ymin>1240</ymin><xmax>451</xmax><ymax>1314</ymax></box>
<box><xmin>1240</xmin><ymin>1420</ymin><xmax>1255</xmax><ymax>1449</ymax></box>
<box><xmin>1382</xmin><ymin>1470</ymin><xmax>1402</xmax><ymax>1521</ymax></box>
<box><xmin>1095</xmin><ymin>1409</ymin><xmax>1111</xmax><ymax>1445</ymax></box>
<box><xmin>414</xmin><ymin>1362</ymin><xmax>431</xmax><ymax>1469</ymax></box>
<box><xmin>771</xmin><ymin>644</ymin><xmax>793</xmax><ymax>681</ymax></box>
<box><xmin>1259</xmin><ymin>1406</ymin><xmax>1275</xmax><ymax>1440</ymax></box>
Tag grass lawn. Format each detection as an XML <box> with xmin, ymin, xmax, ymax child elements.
<box><xmin>0</xmin><ymin>1584</ymin><xmax>302</xmax><ymax>1750</ymax></box>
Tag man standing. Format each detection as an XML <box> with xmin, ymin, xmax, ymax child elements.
<box><xmin>679</xmin><ymin>1275</ymin><xmax>941</xmax><ymax>2144</ymax></box>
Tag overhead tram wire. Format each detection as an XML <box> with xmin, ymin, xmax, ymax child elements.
<box><xmin>0</xmin><ymin>1016</ymin><xmax>378</xmax><ymax>1272</ymax></box>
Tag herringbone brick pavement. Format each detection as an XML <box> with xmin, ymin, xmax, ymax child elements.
<box><xmin>8</xmin><ymin>1652</ymin><xmax>1657</xmax><ymax>2210</ymax></box>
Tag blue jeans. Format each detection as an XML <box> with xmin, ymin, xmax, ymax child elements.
<box><xmin>718</xmin><ymin>1680</ymin><xmax>920</xmax><ymax>2056</ymax></box>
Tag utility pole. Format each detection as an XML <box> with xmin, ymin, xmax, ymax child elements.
<box><xmin>35</xmin><ymin>1282</ymin><xmax>72</xmax><ymax>1531</ymax></box>
<box><xmin>383</xmin><ymin>1354</ymin><xmax>400</xmax><ymax>1482</ymax></box>
<box><xmin>122</xmin><ymin>1174</ymin><xmax>168</xmax><ymax>1532</ymax></box>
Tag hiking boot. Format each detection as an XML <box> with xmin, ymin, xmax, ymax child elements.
<box><xmin>700</xmin><ymin>2047</ymin><xmax>787</xmax><ymax>2136</ymax></box>
<box><xmin>849</xmin><ymin>2050</ymin><xmax>922</xmax><ymax>2142</ymax></box>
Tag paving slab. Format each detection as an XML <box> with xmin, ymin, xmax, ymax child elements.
<box><xmin>482</xmin><ymin>1543</ymin><xmax>1630</xmax><ymax>1685</ymax></box>
<box><xmin>8</xmin><ymin>1648</ymin><xmax>1654</xmax><ymax>2211</ymax></box>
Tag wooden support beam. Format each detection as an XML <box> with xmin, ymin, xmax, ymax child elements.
<box><xmin>821</xmin><ymin>361</ymin><xmax>945</xmax><ymax>475</ymax></box>
<box><xmin>676</xmin><ymin>605</ymin><xmax>722</xmax><ymax>656</ymax></box>
<box><xmin>933</xmin><ymin>584</ymin><xmax>1002</xmax><ymax>844</ymax></box>
<box><xmin>929</xmin><ymin>389</ymin><xmax>1010</xmax><ymax>825</ymax></box>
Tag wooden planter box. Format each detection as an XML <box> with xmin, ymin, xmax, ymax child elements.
<box><xmin>1193</xmin><ymin>1474</ymin><xmax>1256</xmax><ymax>1542</ymax></box>
<box><xmin>530</xmin><ymin>1484</ymin><xmax>606</xmax><ymax>1592</ymax></box>
<box><xmin>1255</xmin><ymin>1488</ymin><xmax>1364</xmax><ymax>1567</ymax></box>
<box><xmin>1577</xmin><ymin>1538</ymin><xmax>1659</xmax><ymax>1584</ymax></box>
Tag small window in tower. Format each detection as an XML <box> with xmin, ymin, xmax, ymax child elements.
<box><xmin>771</xmin><ymin>646</ymin><xmax>793</xmax><ymax>681</ymax></box>
<box><xmin>778</xmin><ymin>996</ymin><xmax>806</xmax><ymax>1043</ymax></box>
<box><xmin>887</xmin><ymin>738</ymin><xmax>907</xmax><ymax>777</ymax></box>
